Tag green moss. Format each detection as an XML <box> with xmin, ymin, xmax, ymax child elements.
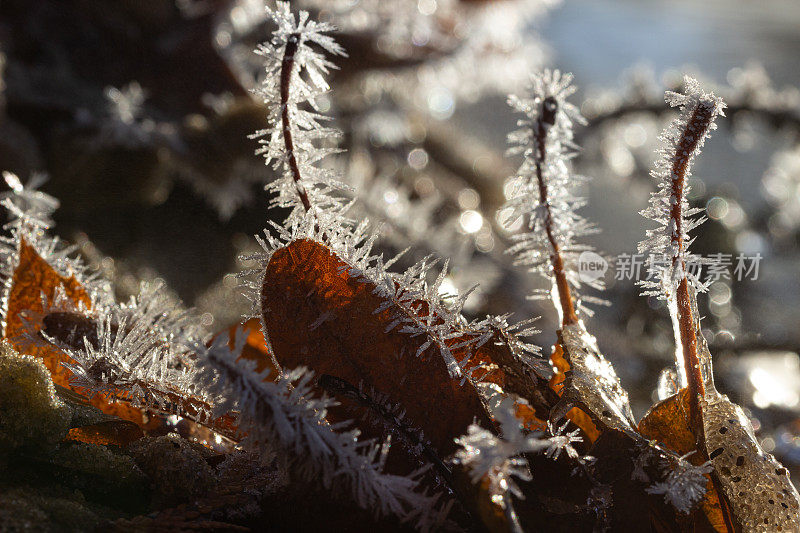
<box><xmin>0</xmin><ymin>342</ymin><xmax>71</xmax><ymax>457</ymax></box>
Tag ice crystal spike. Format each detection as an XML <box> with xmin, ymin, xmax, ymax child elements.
<box><xmin>194</xmin><ymin>332</ymin><xmax>447</xmax><ymax>530</ymax></box>
<box><xmin>454</xmin><ymin>397</ymin><xmax>582</xmax><ymax>525</ymax></box>
<box><xmin>645</xmin><ymin>452</ymin><xmax>712</xmax><ymax>514</ymax></box>
<box><xmin>502</xmin><ymin>70</ymin><xmax>603</xmax><ymax>323</ymax></box>
<box><xmin>101</xmin><ymin>82</ymin><xmax>156</xmax><ymax>147</ymax></box>
<box><xmin>248</xmin><ymin>216</ymin><xmax>514</xmax><ymax>381</ymax></box>
<box><xmin>1</xmin><ymin>171</ymin><xmax>59</xmax><ymax>232</ymax></box>
<box><xmin>252</xmin><ymin>1</ymin><xmax>352</xmax><ymax>226</ymax></box>
<box><xmin>638</xmin><ymin>76</ymin><xmax>726</xmax><ymax>298</ymax></box>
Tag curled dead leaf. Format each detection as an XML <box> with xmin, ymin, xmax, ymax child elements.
<box><xmin>261</xmin><ymin>239</ymin><xmax>492</xmax><ymax>457</ymax></box>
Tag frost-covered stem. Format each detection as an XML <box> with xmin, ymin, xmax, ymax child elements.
<box><xmin>669</xmin><ymin>101</ymin><xmax>717</xmax><ymax>430</ymax></box>
<box><xmin>533</xmin><ymin>97</ymin><xmax>578</xmax><ymax>326</ymax></box>
<box><xmin>668</xmin><ymin>103</ymin><xmax>737</xmax><ymax>528</ymax></box>
<box><xmin>197</xmin><ymin>338</ymin><xmax>439</xmax><ymax>527</ymax></box>
<box><xmin>280</xmin><ymin>32</ymin><xmax>312</xmax><ymax>213</ymax></box>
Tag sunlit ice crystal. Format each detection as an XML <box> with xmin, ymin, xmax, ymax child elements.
<box><xmin>501</xmin><ymin>69</ymin><xmax>606</xmax><ymax>317</ymax></box>
<box><xmin>250</xmin><ymin>1</ymin><xmax>352</xmax><ymax>227</ymax></box>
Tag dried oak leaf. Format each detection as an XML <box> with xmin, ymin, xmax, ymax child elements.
<box><xmin>2</xmin><ymin>239</ymin><xmax>147</xmax><ymax>425</ymax></box>
<box><xmin>262</xmin><ymin>240</ymin><xmax>535</xmax><ymax>530</ymax></box>
<box><xmin>638</xmin><ymin>388</ymin><xmax>729</xmax><ymax>532</ymax></box>
<box><xmin>260</xmin><ymin>238</ymin><xmax>493</xmax><ymax>458</ymax></box>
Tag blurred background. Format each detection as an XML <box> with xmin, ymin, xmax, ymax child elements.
<box><xmin>1</xmin><ymin>0</ymin><xmax>799</xmax><ymax>478</ymax></box>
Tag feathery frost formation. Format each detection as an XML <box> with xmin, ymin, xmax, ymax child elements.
<box><xmin>251</xmin><ymin>1</ymin><xmax>351</xmax><ymax>225</ymax></box>
<box><xmin>42</xmin><ymin>282</ymin><xmax>216</xmax><ymax>426</ymax></box>
<box><xmin>195</xmin><ymin>333</ymin><xmax>448</xmax><ymax>529</ymax></box>
<box><xmin>502</xmin><ymin>70</ymin><xmax>602</xmax><ymax>316</ymax></box>
<box><xmin>247</xmin><ymin>5</ymin><xmax>547</xmax><ymax>384</ymax></box>
<box><xmin>0</xmin><ymin>172</ymin><xmax>112</xmax><ymax>324</ymax></box>
<box><xmin>454</xmin><ymin>397</ymin><xmax>581</xmax><ymax>506</ymax></box>
<box><xmin>245</xmin><ymin>216</ymin><xmax>542</xmax><ymax>382</ymax></box>
<box><xmin>645</xmin><ymin>453</ymin><xmax>712</xmax><ymax>514</ymax></box>
<box><xmin>638</xmin><ymin>76</ymin><xmax>726</xmax><ymax>297</ymax></box>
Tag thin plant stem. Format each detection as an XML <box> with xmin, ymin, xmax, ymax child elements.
<box><xmin>669</xmin><ymin>100</ymin><xmax>736</xmax><ymax>532</ymax></box>
<box><xmin>668</xmin><ymin>101</ymin><xmax>717</xmax><ymax>432</ymax></box>
<box><xmin>280</xmin><ymin>32</ymin><xmax>312</xmax><ymax>213</ymax></box>
<box><xmin>533</xmin><ymin>96</ymin><xmax>579</xmax><ymax>326</ymax></box>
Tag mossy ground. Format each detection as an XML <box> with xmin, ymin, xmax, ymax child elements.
<box><xmin>0</xmin><ymin>342</ymin><xmax>268</xmax><ymax>531</ymax></box>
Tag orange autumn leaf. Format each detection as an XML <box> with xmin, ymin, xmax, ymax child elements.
<box><xmin>638</xmin><ymin>389</ymin><xmax>696</xmax><ymax>454</ymax></box>
<box><xmin>2</xmin><ymin>239</ymin><xmax>150</xmax><ymax>425</ymax></box>
<box><xmin>66</xmin><ymin>419</ymin><xmax>145</xmax><ymax>447</ymax></box>
<box><xmin>4</xmin><ymin>238</ymin><xmax>92</xmax><ymax>381</ymax></box>
<box><xmin>638</xmin><ymin>388</ymin><xmax>730</xmax><ymax>532</ymax></box>
<box><xmin>548</xmin><ymin>341</ymin><xmax>601</xmax><ymax>442</ymax></box>
<box><xmin>224</xmin><ymin>317</ymin><xmax>277</xmax><ymax>380</ymax></box>
<box><xmin>3</xmin><ymin>239</ymin><xmax>239</xmax><ymax>440</ymax></box>
<box><xmin>261</xmin><ymin>238</ymin><xmax>493</xmax><ymax>458</ymax></box>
